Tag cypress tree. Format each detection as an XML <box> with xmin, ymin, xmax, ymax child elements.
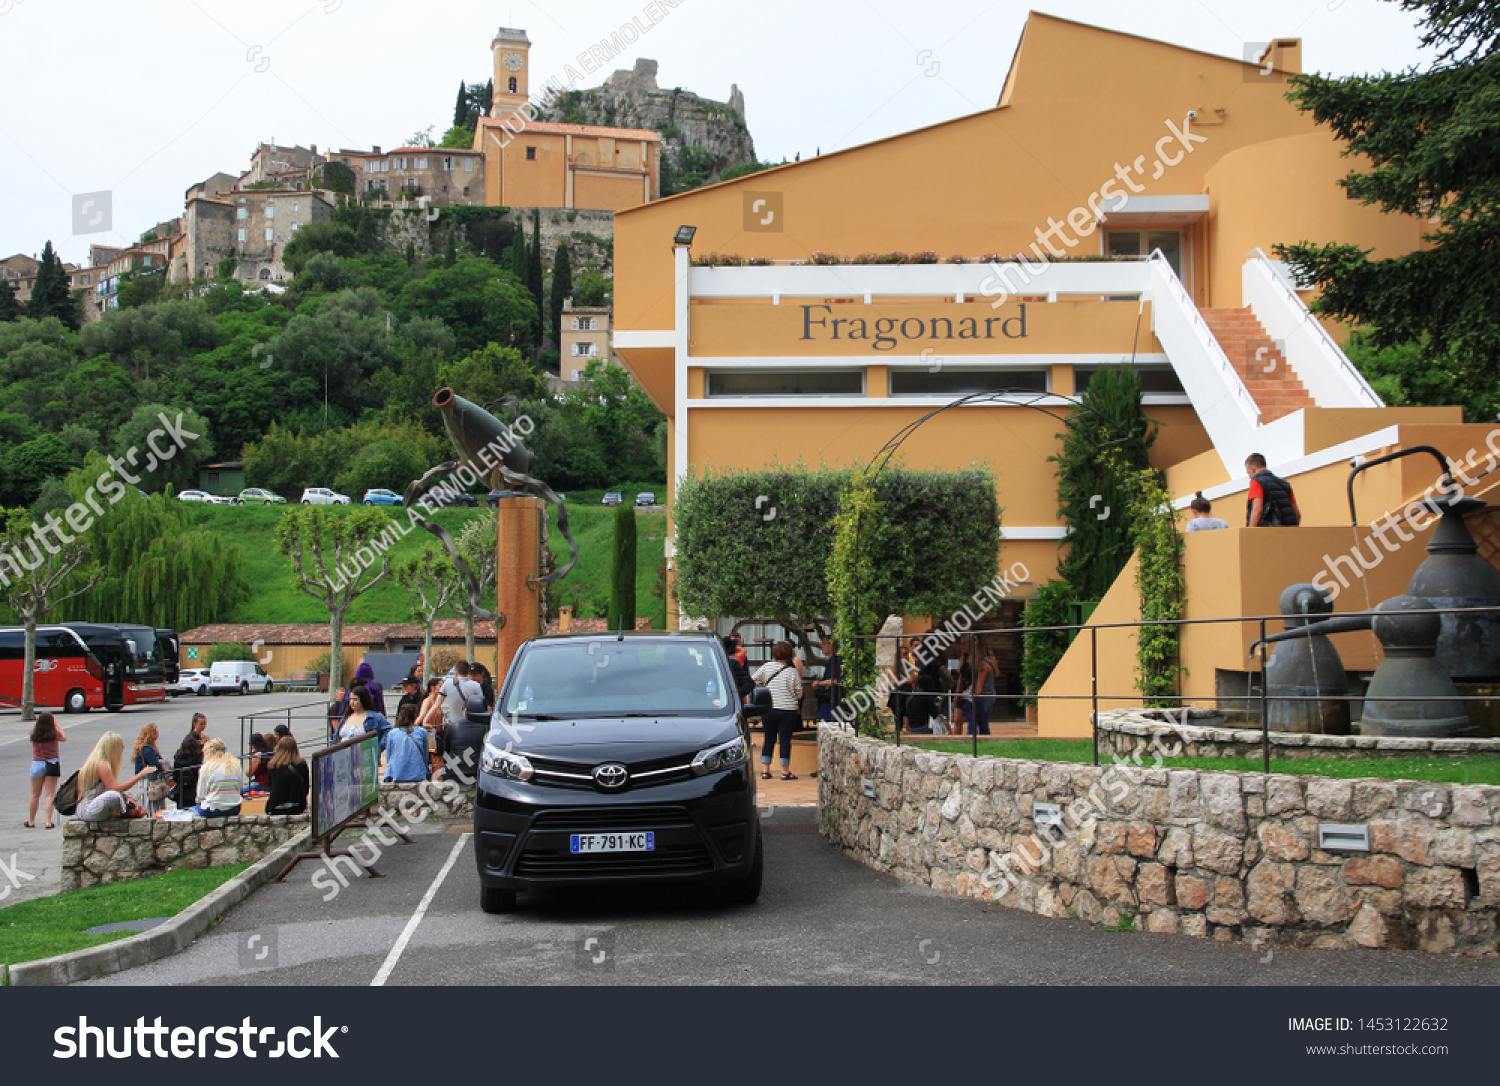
<box><xmin>1052</xmin><ymin>364</ymin><xmax>1156</xmax><ymax>602</ymax></box>
<box><xmin>0</xmin><ymin>277</ymin><xmax>20</xmax><ymax>322</ymax></box>
<box><xmin>549</xmin><ymin>242</ymin><xmax>572</xmax><ymax>347</ymax></box>
<box><xmin>28</xmin><ymin>241</ymin><xmax>78</xmax><ymax>329</ymax></box>
<box><xmin>527</xmin><ymin>211</ymin><xmax>545</xmax><ymax>347</ymax></box>
<box><xmin>453</xmin><ymin>81</ymin><xmax>468</xmax><ymax>127</ymax></box>
<box><xmin>608</xmin><ymin>502</ymin><xmax>638</xmax><ymax>634</ymax></box>
<box><xmin>508</xmin><ymin>225</ymin><xmax>528</xmax><ymax>283</ymax></box>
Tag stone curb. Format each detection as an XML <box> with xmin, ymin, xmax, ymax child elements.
<box><xmin>5</xmin><ymin>829</ymin><xmax>311</xmax><ymax>987</ymax></box>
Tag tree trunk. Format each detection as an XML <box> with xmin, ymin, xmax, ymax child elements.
<box><xmin>424</xmin><ymin>622</ymin><xmax>435</xmax><ymax>681</ymax></box>
<box><xmin>464</xmin><ymin>606</ymin><xmax>476</xmax><ymax>662</ymax></box>
<box><xmin>21</xmin><ymin>616</ymin><xmax>36</xmax><ymax>722</ymax></box>
<box><xmin>329</xmin><ymin>608</ymin><xmax>346</xmax><ymax>694</ymax></box>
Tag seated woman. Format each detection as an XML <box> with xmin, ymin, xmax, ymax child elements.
<box><xmin>904</xmin><ymin>675</ymin><xmax>943</xmax><ymax>735</ymax></box>
<box><xmin>193</xmin><ymin>738</ymin><xmax>244</xmax><ymax>819</ymax></box>
<box><xmin>131</xmin><ymin>724</ymin><xmax>169</xmax><ymax>817</ymax></box>
<box><xmin>339</xmin><ymin>686</ymin><xmax>391</xmax><ymax>743</ymax></box>
<box><xmin>170</xmin><ymin>734</ymin><xmax>203</xmax><ymax>810</ymax></box>
<box><xmin>382</xmin><ymin>704</ymin><xmax>430</xmax><ymax>783</ymax></box>
<box><xmin>265</xmin><ymin>736</ymin><xmax>310</xmax><ymax>816</ymax></box>
<box><xmin>76</xmin><ymin>732</ymin><xmax>151</xmax><ymax>822</ymax></box>
<box><xmin>245</xmin><ymin>733</ymin><xmax>273</xmax><ymax>791</ymax></box>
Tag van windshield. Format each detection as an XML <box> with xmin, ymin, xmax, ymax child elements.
<box><xmin>502</xmin><ymin>641</ymin><xmax>734</xmax><ymax>718</ymax></box>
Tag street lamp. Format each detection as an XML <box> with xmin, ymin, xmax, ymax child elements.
<box><xmin>673</xmin><ymin>225</ymin><xmax>697</xmax><ymax>246</ymax></box>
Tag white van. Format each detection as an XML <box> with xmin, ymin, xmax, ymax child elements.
<box><xmin>209</xmin><ymin>660</ymin><xmax>274</xmax><ymax>695</ymax></box>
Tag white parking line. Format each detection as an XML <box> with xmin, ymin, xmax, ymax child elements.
<box><xmin>370</xmin><ymin>832</ymin><xmax>471</xmax><ymax>987</ymax></box>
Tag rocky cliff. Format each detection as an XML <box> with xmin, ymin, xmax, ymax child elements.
<box><xmin>537</xmin><ymin>58</ymin><xmax>756</xmax><ymax>191</ymax></box>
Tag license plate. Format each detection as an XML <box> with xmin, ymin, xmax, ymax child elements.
<box><xmin>570</xmin><ymin>832</ymin><xmax>655</xmax><ymax>853</ymax></box>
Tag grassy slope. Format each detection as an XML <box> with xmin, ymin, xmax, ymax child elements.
<box><xmin>0</xmin><ymin>864</ymin><xmax>248</xmax><ymax>978</ymax></box>
<box><xmin>903</xmin><ymin>738</ymin><xmax>1500</xmax><ymax>785</ymax></box>
<box><xmin>189</xmin><ymin>503</ymin><xmax>667</xmax><ymax>628</ymax></box>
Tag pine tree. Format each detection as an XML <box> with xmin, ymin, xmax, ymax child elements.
<box><xmin>549</xmin><ymin>242</ymin><xmax>573</xmax><ymax>347</ymax></box>
<box><xmin>0</xmin><ymin>277</ymin><xmax>20</xmax><ymax>322</ymax></box>
<box><xmin>28</xmin><ymin>241</ymin><xmax>78</xmax><ymax>330</ymax></box>
<box><xmin>608</xmin><ymin>502</ymin><xmax>637</xmax><ymax>634</ymax></box>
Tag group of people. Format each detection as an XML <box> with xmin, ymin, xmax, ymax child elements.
<box><xmin>1185</xmin><ymin>453</ymin><xmax>1302</xmax><ymax>533</ymax></box>
<box><xmin>326</xmin><ymin>658</ymin><xmax>495</xmax><ymax>784</ymax></box>
<box><xmin>24</xmin><ymin>710</ymin><xmax>312</xmax><ymax>827</ymax></box>
<box><xmin>718</xmin><ymin>633</ymin><xmax>845</xmax><ymax>780</ymax></box>
<box><xmin>888</xmin><ymin>637</ymin><xmax>999</xmax><ymax>736</ymax></box>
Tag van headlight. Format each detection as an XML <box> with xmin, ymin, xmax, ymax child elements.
<box><xmin>481</xmin><ymin>743</ymin><xmax>533</xmax><ymax>782</ymax></box>
<box><xmin>691</xmin><ymin>736</ymin><xmax>748</xmax><ymax>776</ymax></box>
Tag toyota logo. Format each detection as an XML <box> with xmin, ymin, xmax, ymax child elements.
<box><xmin>593</xmin><ymin>763</ymin><xmax>629</xmax><ymax>790</ymax></box>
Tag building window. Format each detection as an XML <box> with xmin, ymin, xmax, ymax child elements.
<box><xmin>238</xmin><ymin>228</ymin><xmax>246</xmax><ymax>243</ymax></box>
<box><xmin>462</xmin><ymin>186</ymin><xmax>470</xmax><ymax>196</ymax></box>
<box><xmin>265</xmin><ymin>228</ymin><xmax>274</xmax><ymax>242</ymax></box>
<box><xmin>571</xmin><ymin>342</ymin><xmax>598</xmax><ymax>357</ymax></box>
<box><xmin>1072</xmin><ymin>363</ymin><xmax>1184</xmax><ymax>395</ymax></box>
<box><xmin>706</xmin><ymin>370</ymin><xmax>865</xmax><ymax>397</ymax></box>
<box><xmin>237</xmin><ymin>208</ymin><xmax>248</xmax><ymax>220</ymax></box>
<box><xmin>464</xmin><ymin>158</ymin><xmax>474</xmax><ymax>172</ymax></box>
<box><xmin>508</xmin><ymin>77</ymin><xmax>517</xmax><ymax>92</ymax></box>
<box><xmin>888</xmin><ymin>368</ymin><xmax>1050</xmax><ymax>396</ymax></box>
<box><xmin>291</xmin><ymin>223</ymin><xmax>299</xmax><ymax>232</ymax></box>
<box><xmin>293</xmin><ymin>203</ymin><xmax>299</xmax><ymax>211</ymax></box>
<box><xmin>415</xmin><ymin>157</ymin><xmax>427</xmax><ymax>169</ymax></box>
<box><xmin>394</xmin><ymin>157</ymin><xmax>406</xmax><ymax>169</ymax></box>
<box><xmin>526</xmin><ymin>147</ymin><xmax>536</xmax><ymax>160</ymax></box>
<box><xmin>443</xmin><ymin>156</ymin><xmax>454</xmax><ymax>170</ymax></box>
<box><xmin>572</xmin><ymin>317</ymin><xmax>596</xmax><ymax>331</ymax></box>
<box><xmin>265</xmin><ymin>205</ymin><xmax>275</xmax><ymax>218</ymax></box>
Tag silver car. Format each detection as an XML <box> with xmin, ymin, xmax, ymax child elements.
<box><xmin>301</xmin><ymin>487</ymin><xmax>351</xmax><ymax>505</ymax></box>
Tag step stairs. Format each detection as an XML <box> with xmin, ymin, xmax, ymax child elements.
<box><xmin>1199</xmin><ymin>307</ymin><xmax>1317</xmax><ymax>423</ymax></box>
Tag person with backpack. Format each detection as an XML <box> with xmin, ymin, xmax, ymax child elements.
<box><xmin>1245</xmin><ymin>453</ymin><xmax>1300</xmax><ymax>527</ymax></box>
<box><xmin>723</xmin><ymin>635</ymin><xmax>755</xmax><ymax>705</ymax></box>
<box><xmin>440</xmin><ymin>661</ymin><xmax>483</xmax><ymax>725</ymax></box>
<box><xmin>752</xmin><ymin>640</ymin><xmax>803</xmax><ymax>780</ymax></box>
<box><xmin>382</xmin><ymin>703</ymin><xmax>430</xmax><ymax>782</ymax></box>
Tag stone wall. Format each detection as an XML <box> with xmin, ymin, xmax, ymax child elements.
<box><xmin>1099</xmin><ymin>708</ymin><xmax>1500</xmax><ymax>762</ymax></box>
<box><xmin>62</xmin><ymin>782</ymin><xmax>474</xmax><ymax>891</ymax></box>
<box><xmin>819</xmin><ymin>725</ymin><xmax>1500</xmax><ymax>954</ymax></box>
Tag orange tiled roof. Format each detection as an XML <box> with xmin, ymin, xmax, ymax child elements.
<box><xmin>180</xmin><ymin>621</ymin><xmax>501</xmax><ymax>645</ymax></box>
<box><xmin>477</xmin><ymin>117</ymin><xmax>661</xmax><ymax>141</ymax></box>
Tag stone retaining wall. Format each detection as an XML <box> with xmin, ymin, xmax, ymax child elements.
<box><xmin>1098</xmin><ymin>708</ymin><xmax>1500</xmax><ymax>761</ymax></box>
<box><xmin>819</xmin><ymin>725</ymin><xmax>1500</xmax><ymax>954</ymax></box>
<box><xmin>62</xmin><ymin>782</ymin><xmax>475</xmax><ymax>891</ymax></box>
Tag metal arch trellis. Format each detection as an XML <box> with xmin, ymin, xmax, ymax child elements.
<box><xmin>839</xmin><ymin>386</ymin><xmax>1166</xmax><ymax>732</ymax></box>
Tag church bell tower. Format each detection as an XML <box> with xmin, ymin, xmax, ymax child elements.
<box><xmin>491</xmin><ymin>27</ymin><xmax>532</xmax><ymax>122</ymax></box>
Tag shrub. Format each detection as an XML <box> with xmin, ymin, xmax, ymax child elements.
<box><xmin>207</xmin><ymin>642</ymin><xmax>255</xmax><ymax>665</ymax></box>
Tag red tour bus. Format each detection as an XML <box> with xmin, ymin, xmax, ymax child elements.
<box><xmin>0</xmin><ymin>624</ymin><xmax>170</xmax><ymax>713</ymax></box>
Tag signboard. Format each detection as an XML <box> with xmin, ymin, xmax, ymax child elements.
<box><xmin>311</xmin><ymin>733</ymin><xmax>381</xmax><ymax>840</ymax></box>
<box><xmin>186</xmin><ymin>647</ymin><xmax>199</xmax><ymax>660</ymax></box>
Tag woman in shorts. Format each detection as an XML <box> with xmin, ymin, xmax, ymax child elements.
<box><xmin>26</xmin><ymin>712</ymin><xmax>67</xmax><ymax>828</ymax></box>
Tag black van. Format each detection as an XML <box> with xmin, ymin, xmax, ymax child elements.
<box><xmin>473</xmin><ymin>631</ymin><xmax>766</xmax><ymax>913</ymax></box>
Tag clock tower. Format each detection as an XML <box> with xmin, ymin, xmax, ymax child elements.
<box><xmin>491</xmin><ymin>27</ymin><xmax>531</xmax><ymax>122</ymax></box>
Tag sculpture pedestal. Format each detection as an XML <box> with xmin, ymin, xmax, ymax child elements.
<box><xmin>495</xmin><ymin>495</ymin><xmax>543</xmax><ymax>682</ymax></box>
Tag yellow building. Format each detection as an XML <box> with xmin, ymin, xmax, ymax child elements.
<box><xmin>476</xmin><ymin>28</ymin><xmax>661</xmax><ymax>210</ymax></box>
<box><xmin>610</xmin><ymin>13</ymin><xmax>1485</xmax><ymax>733</ymax></box>
<box><xmin>559</xmin><ymin>303</ymin><xmax>619</xmax><ymax>378</ymax></box>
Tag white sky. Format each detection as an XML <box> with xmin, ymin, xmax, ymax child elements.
<box><xmin>0</xmin><ymin>0</ymin><xmax>1436</xmax><ymax>267</ymax></box>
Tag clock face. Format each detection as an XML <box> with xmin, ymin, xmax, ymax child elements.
<box><xmin>503</xmin><ymin>51</ymin><xmax>523</xmax><ymax>71</ymax></box>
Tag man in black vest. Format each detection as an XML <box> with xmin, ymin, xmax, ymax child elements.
<box><xmin>1245</xmin><ymin>453</ymin><xmax>1301</xmax><ymax>527</ymax></box>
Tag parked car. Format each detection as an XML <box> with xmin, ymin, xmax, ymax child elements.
<box><xmin>237</xmin><ymin>487</ymin><xmax>286</xmax><ymax>505</ymax></box>
<box><xmin>208</xmin><ymin>659</ymin><xmax>274</xmax><ymax>695</ymax></box>
<box><xmin>635</xmin><ymin>491</ymin><xmax>658</xmax><ymax>508</ymax></box>
<box><xmin>487</xmin><ymin>489</ymin><xmax>520</xmax><ymax>507</ymax></box>
<box><xmin>601</xmin><ymin>492</ymin><xmax>623</xmax><ymax>506</ymax></box>
<box><xmin>178</xmin><ymin>490</ymin><xmax>219</xmax><ymax>504</ymax></box>
<box><xmin>420</xmin><ymin>487</ymin><xmax>479</xmax><ymax>509</ymax></box>
<box><xmin>301</xmin><ymin>487</ymin><xmax>351</xmax><ymax>505</ymax></box>
<box><xmin>172</xmin><ymin>667</ymin><xmax>211</xmax><ymax>696</ymax></box>
<box><xmin>363</xmin><ymin>488</ymin><xmax>403</xmax><ymax>506</ymax></box>
<box><xmin>472</xmin><ymin>630</ymin><xmax>765</xmax><ymax>914</ymax></box>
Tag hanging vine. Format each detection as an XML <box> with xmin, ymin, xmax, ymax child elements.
<box><xmin>1111</xmin><ymin>455</ymin><xmax>1185</xmax><ymax>706</ymax></box>
<box><xmin>826</xmin><ymin>466</ymin><xmax>883</xmax><ymax>735</ymax></box>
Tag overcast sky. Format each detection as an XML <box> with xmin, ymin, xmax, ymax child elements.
<box><xmin>0</xmin><ymin>0</ymin><xmax>1437</xmax><ymax>267</ymax></box>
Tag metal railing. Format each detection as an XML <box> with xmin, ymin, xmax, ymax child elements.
<box><xmin>830</xmin><ymin>603</ymin><xmax>1500</xmax><ymax>772</ymax></box>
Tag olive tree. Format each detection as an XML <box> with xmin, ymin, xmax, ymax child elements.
<box><xmin>395</xmin><ymin>544</ymin><xmax>457</xmax><ymax>679</ymax></box>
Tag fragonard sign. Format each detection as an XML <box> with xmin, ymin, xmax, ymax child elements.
<box><xmin>799</xmin><ymin>303</ymin><xmax>1027</xmax><ymax>351</ymax></box>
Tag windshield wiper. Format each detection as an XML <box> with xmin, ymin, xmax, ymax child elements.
<box><xmin>508</xmin><ymin>713</ymin><xmax>563</xmax><ymax>720</ymax></box>
<box><xmin>620</xmin><ymin>711</ymin><xmax>682</xmax><ymax>717</ymax></box>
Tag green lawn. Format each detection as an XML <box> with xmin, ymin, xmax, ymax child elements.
<box><xmin>188</xmin><ymin>502</ymin><xmax>668</xmax><ymax>629</ymax></box>
<box><xmin>0</xmin><ymin>864</ymin><xmax>248</xmax><ymax>982</ymax></box>
<box><xmin>901</xmin><ymin>738</ymin><xmax>1500</xmax><ymax>784</ymax></box>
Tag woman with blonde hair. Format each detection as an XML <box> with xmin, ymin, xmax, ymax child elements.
<box><xmin>76</xmin><ymin>732</ymin><xmax>151</xmax><ymax>822</ymax></box>
<box><xmin>192</xmin><ymin>737</ymin><xmax>244</xmax><ymax>819</ymax></box>
<box><xmin>27</xmin><ymin>712</ymin><xmax>67</xmax><ymax>828</ymax></box>
<box><xmin>131</xmin><ymin>724</ymin><xmax>168</xmax><ymax>816</ymax></box>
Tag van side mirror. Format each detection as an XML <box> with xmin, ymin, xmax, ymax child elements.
<box><xmin>743</xmin><ymin>686</ymin><xmax>772</xmax><ymax>719</ymax></box>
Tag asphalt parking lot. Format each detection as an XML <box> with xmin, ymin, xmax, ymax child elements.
<box><xmin>81</xmin><ymin>806</ymin><xmax>1500</xmax><ymax>987</ymax></box>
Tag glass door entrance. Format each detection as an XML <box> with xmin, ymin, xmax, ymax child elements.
<box><xmin>1105</xmin><ymin>229</ymin><xmax>1186</xmax><ymax>283</ymax></box>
